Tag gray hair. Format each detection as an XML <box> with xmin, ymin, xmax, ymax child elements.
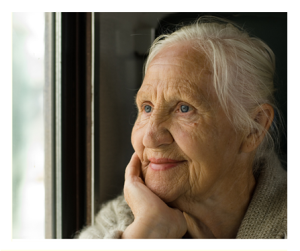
<box><xmin>144</xmin><ymin>16</ymin><xmax>283</xmax><ymax>170</ymax></box>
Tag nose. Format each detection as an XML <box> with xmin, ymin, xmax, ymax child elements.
<box><xmin>142</xmin><ymin>115</ymin><xmax>174</xmax><ymax>149</ymax></box>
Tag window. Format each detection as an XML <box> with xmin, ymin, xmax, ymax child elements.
<box><xmin>12</xmin><ymin>12</ymin><xmax>45</xmax><ymax>239</ymax></box>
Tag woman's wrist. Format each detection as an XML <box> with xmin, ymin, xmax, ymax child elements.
<box><xmin>121</xmin><ymin>218</ymin><xmax>170</xmax><ymax>239</ymax></box>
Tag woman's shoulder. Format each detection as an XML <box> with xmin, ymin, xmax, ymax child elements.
<box><xmin>96</xmin><ymin>194</ymin><xmax>134</xmax><ymax>227</ymax></box>
<box><xmin>76</xmin><ymin>194</ymin><xmax>134</xmax><ymax>239</ymax></box>
<box><xmin>237</xmin><ymin>156</ymin><xmax>287</xmax><ymax>239</ymax></box>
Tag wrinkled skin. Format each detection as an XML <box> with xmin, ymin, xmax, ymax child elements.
<box><xmin>122</xmin><ymin>42</ymin><xmax>271</xmax><ymax>238</ymax></box>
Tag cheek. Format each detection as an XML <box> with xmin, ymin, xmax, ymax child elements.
<box><xmin>173</xmin><ymin>125</ymin><xmax>195</xmax><ymax>152</ymax></box>
<box><xmin>169</xmin><ymin>124</ymin><xmax>198</xmax><ymax>167</ymax></box>
<box><xmin>172</xmin><ymin>120</ymin><xmax>215</xmax><ymax>150</ymax></box>
<box><xmin>171</xmin><ymin>120</ymin><xmax>221</xmax><ymax>169</ymax></box>
<box><xmin>131</xmin><ymin>123</ymin><xmax>149</xmax><ymax>180</ymax></box>
<box><xmin>131</xmin><ymin>123</ymin><xmax>146</xmax><ymax>160</ymax></box>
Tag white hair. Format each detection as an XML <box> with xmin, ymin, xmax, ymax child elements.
<box><xmin>144</xmin><ymin>16</ymin><xmax>283</xmax><ymax>170</ymax></box>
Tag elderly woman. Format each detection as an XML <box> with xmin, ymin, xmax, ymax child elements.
<box><xmin>77</xmin><ymin>17</ymin><xmax>286</xmax><ymax>239</ymax></box>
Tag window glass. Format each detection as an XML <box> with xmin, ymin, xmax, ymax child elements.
<box><xmin>12</xmin><ymin>12</ymin><xmax>45</xmax><ymax>238</ymax></box>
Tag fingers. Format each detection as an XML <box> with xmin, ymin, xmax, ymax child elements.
<box><xmin>125</xmin><ymin>152</ymin><xmax>142</xmax><ymax>181</ymax></box>
<box><xmin>124</xmin><ymin>152</ymin><xmax>143</xmax><ymax>206</ymax></box>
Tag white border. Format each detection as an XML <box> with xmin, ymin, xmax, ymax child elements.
<box><xmin>3</xmin><ymin>1</ymin><xmax>299</xmax><ymax>251</ymax></box>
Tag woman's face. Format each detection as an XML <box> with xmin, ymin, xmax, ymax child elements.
<box><xmin>131</xmin><ymin>42</ymin><xmax>245</xmax><ymax>203</ymax></box>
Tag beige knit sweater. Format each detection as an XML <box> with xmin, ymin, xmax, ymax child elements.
<box><xmin>77</xmin><ymin>156</ymin><xmax>287</xmax><ymax>239</ymax></box>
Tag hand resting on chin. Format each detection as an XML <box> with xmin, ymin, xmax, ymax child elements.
<box><xmin>122</xmin><ymin>152</ymin><xmax>187</xmax><ymax>239</ymax></box>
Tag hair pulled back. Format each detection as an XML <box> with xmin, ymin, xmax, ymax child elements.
<box><xmin>144</xmin><ymin>16</ymin><xmax>282</xmax><ymax>170</ymax></box>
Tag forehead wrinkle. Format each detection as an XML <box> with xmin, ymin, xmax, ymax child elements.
<box><xmin>147</xmin><ymin>58</ymin><xmax>202</xmax><ymax>71</ymax></box>
<box><xmin>148</xmin><ymin>59</ymin><xmax>212</xmax><ymax>89</ymax></box>
<box><xmin>149</xmin><ymin>42</ymin><xmax>213</xmax><ymax>73</ymax></box>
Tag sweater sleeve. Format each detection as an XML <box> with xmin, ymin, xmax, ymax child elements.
<box><xmin>76</xmin><ymin>194</ymin><xmax>134</xmax><ymax>239</ymax></box>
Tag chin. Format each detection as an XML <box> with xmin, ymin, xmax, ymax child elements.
<box><xmin>144</xmin><ymin>172</ymin><xmax>186</xmax><ymax>203</ymax></box>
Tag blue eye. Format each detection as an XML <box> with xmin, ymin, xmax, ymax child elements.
<box><xmin>144</xmin><ymin>105</ymin><xmax>152</xmax><ymax>113</ymax></box>
<box><xmin>180</xmin><ymin>105</ymin><xmax>189</xmax><ymax>113</ymax></box>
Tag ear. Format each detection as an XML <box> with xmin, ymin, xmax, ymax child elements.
<box><xmin>240</xmin><ymin>104</ymin><xmax>274</xmax><ymax>153</ymax></box>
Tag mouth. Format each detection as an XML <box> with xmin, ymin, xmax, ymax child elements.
<box><xmin>148</xmin><ymin>158</ymin><xmax>186</xmax><ymax>171</ymax></box>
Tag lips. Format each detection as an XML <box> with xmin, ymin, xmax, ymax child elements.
<box><xmin>148</xmin><ymin>158</ymin><xmax>185</xmax><ymax>171</ymax></box>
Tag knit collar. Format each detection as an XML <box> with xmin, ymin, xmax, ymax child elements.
<box><xmin>236</xmin><ymin>155</ymin><xmax>287</xmax><ymax>239</ymax></box>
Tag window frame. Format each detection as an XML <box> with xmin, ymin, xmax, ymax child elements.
<box><xmin>44</xmin><ymin>12</ymin><xmax>96</xmax><ymax>239</ymax></box>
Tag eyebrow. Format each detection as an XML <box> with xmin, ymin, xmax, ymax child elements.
<box><xmin>135</xmin><ymin>80</ymin><xmax>212</xmax><ymax>109</ymax></box>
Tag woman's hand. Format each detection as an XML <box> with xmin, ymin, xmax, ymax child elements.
<box><xmin>122</xmin><ymin>153</ymin><xmax>187</xmax><ymax>239</ymax></box>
